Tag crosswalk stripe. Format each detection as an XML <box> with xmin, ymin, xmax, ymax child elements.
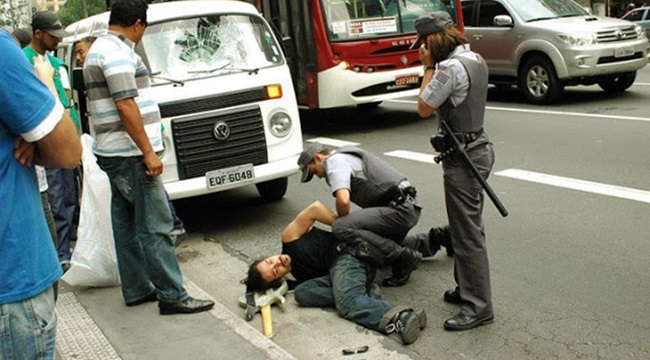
<box><xmin>384</xmin><ymin>150</ymin><xmax>436</xmax><ymax>164</ymax></box>
<box><xmin>383</xmin><ymin>148</ymin><xmax>650</xmax><ymax>204</ymax></box>
<box><xmin>496</xmin><ymin>169</ymin><xmax>650</xmax><ymax>204</ymax></box>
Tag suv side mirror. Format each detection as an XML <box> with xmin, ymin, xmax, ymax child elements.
<box><xmin>494</xmin><ymin>15</ymin><xmax>514</xmax><ymax>27</ymax></box>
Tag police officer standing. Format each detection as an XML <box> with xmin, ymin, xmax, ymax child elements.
<box><xmin>414</xmin><ymin>11</ymin><xmax>496</xmax><ymax>331</ymax></box>
<box><xmin>298</xmin><ymin>142</ymin><xmax>423</xmax><ymax>287</ymax></box>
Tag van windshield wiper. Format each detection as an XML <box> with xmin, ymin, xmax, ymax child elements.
<box><xmin>187</xmin><ymin>62</ymin><xmax>232</xmax><ymax>74</ymax></box>
<box><xmin>149</xmin><ymin>72</ymin><xmax>185</xmax><ymax>86</ymax></box>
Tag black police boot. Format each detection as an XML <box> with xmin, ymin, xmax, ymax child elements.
<box><xmin>382</xmin><ymin>248</ymin><xmax>422</xmax><ymax>287</ymax></box>
<box><xmin>430</xmin><ymin>225</ymin><xmax>453</xmax><ymax>257</ymax></box>
<box><xmin>386</xmin><ymin>310</ymin><xmax>421</xmax><ymax>345</ymax></box>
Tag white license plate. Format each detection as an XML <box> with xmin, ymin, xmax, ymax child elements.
<box><xmin>206</xmin><ymin>164</ymin><xmax>255</xmax><ymax>189</ymax></box>
<box><xmin>395</xmin><ymin>74</ymin><xmax>420</xmax><ymax>86</ymax></box>
<box><xmin>614</xmin><ymin>47</ymin><xmax>634</xmax><ymax>58</ymax></box>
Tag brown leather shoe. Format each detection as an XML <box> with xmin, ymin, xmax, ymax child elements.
<box><xmin>159</xmin><ymin>297</ymin><xmax>215</xmax><ymax>315</ymax></box>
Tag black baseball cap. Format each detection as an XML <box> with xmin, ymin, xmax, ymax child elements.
<box><xmin>410</xmin><ymin>11</ymin><xmax>453</xmax><ymax>50</ymax></box>
<box><xmin>32</xmin><ymin>11</ymin><xmax>70</xmax><ymax>38</ymax></box>
<box><xmin>297</xmin><ymin>142</ymin><xmax>326</xmax><ymax>183</ymax></box>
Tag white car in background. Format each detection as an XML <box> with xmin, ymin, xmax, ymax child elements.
<box><xmin>622</xmin><ymin>6</ymin><xmax>650</xmax><ymax>39</ymax></box>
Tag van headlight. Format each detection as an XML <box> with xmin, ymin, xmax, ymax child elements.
<box><xmin>269</xmin><ymin>111</ymin><xmax>292</xmax><ymax>138</ymax></box>
<box><xmin>558</xmin><ymin>33</ymin><xmax>597</xmax><ymax>47</ymax></box>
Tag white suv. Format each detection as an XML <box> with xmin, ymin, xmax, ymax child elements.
<box><xmin>461</xmin><ymin>0</ymin><xmax>650</xmax><ymax>104</ymax></box>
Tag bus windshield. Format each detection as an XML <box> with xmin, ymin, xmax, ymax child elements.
<box><xmin>321</xmin><ymin>0</ymin><xmax>457</xmax><ymax>41</ymax></box>
<box><xmin>140</xmin><ymin>14</ymin><xmax>284</xmax><ymax>83</ymax></box>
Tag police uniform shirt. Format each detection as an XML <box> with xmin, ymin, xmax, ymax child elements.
<box><xmin>324</xmin><ymin>153</ymin><xmax>364</xmax><ymax>196</ymax></box>
<box><xmin>421</xmin><ymin>44</ymin><xmax>477</xmax><ymax>109</ymax></box>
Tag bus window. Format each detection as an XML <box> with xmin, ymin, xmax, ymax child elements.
<box><xmin>323</xmin><ymin>0</ymin><xmax>456</xmax><ymax>41</ymax></box>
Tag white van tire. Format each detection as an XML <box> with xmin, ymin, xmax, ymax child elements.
<box><xmin>256</xmin><ymin>177</ymin><xmax>288</xmax><ymax>201</ymax></box>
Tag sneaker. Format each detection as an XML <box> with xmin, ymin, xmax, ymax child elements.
<box><xmin>386</xmin><ymin>310</ymin><xmax>421</xmax><ymax>344</ymax></box>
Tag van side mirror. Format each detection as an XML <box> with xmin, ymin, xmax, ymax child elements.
<box><xmin>282</xmin><ymin>36</ymin><xmax>296</xmax><ymax>59</ymax></box>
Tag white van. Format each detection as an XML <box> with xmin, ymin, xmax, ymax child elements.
<box><xmin>59</xmin><ymin>0</ymin><xmax>303</xmax><ymax>200</ymax></box>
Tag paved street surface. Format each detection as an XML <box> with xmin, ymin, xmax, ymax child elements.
<box><xmin>54</xmin><ymin>65</ymin><xmax>650</xmax><ymax>359</ymax></box>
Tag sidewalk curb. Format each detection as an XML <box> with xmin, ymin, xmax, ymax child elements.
<box><xmin>184</xmin><ymin>280</ymin><xmax>298</xmax><ymax>360</ymax></box>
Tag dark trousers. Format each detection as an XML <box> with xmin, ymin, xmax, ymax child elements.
<box><xmin>331</xmin><ymin>198</ymin><xmax>421</xmax><ymax>263</ymax></box>
<box><xmin>443</xmin><ymin>141</ymin><xmax>495</xmax><ymax>317</ymax></box>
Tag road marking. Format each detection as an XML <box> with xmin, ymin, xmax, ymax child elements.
<box><xmin>384</xmin><ymin>150</ymin><xmax>436</xmax><ymax>164</ymax></box>
<box><xmin>495</xmin><ymin>169</ymin><xmax>650</xmax><ymax>204</ymax></box>
<box><xmin>384</xmin><ymin>149</ymin><xmax>650</xmax><ymax>204</ymax></box>
<box><xmin>307</xmin><ymin>137</ymin><xmax>359</xmax><ymax>147</ymax></box>
<box><xmin>386</xmin><ymin>99</ymin><xmax>650</xmax><ymax>123</ymax></box>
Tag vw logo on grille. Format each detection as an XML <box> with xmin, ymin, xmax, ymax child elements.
<box><xmin>213</xmin><ymin>121</ymin><xmax>230</xmax><ymax>141</ymax></box>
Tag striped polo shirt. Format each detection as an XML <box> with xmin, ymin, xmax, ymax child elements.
<box><xmin>83</xmin><ymin>31</ymin><xmax>163</xmax><ymax>157</ymax></box>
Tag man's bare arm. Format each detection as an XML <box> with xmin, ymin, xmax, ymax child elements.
<box><xmin>281</xmin><ymin>201</ymin><xmax>337</xmax><ymax>243</ymax></box>
<box><xmin>34</xmin><ymin>110</ymin><xmax>82</xmax><ymax>168</ymax></box>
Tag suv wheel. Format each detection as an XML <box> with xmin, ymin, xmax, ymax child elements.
<box><xmin>597</xmin><ymin>72</ymin><xmax>636</xmax><ymax>93</ymax></box>
<box><xmin>519</xmin><ymin>56</ymin><xmax>563</xmax><ymax>105</ymax></box>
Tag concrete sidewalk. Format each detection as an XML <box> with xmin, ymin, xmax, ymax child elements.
<box><xmin>54</xmin><ymin>280</ymin><xmax>295</xmax><ymax>360</ymax></box>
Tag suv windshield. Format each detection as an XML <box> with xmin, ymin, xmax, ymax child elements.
<box><xmin>507</xmin><ymin>0</ymin><xmax>589</xmax><ymax>22</ymax></box>
<box><xmin>321</xmin><ymin>0</ymin><xmax>457</xmax><ymax>41</ymax></box>
<box><xmin>140</xmin><ymin>14</ymin><xmax>283</xmax><ymax>83</ymax></box>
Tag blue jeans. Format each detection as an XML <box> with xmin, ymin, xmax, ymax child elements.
<box><xmin>96</xmin><ymin>155</ymin><xmax>188</xmax><ymax>304</ymax></box>
<box><xmin>0</xmin><ymin>286</ymin><xmax>57</xmax><ymax>360</ymax></box>
<box><xmin>294</xmin><ymin>254</ymin><xmax>396</xmax><ymax>331</ymax></box>
<box><xmin>45</xmin><ymin>167</ymin><xmax>79</xmax><ymax>263</ymax></box>
<box><xmin>165</xmin><ymin>191</ymin><xmax>185</xmax><ymax>232</ymax></box>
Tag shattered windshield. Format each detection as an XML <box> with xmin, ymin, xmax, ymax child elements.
<box><xmin>139</xmin><ymin>14</ymin><xmax>283</xmax><ymax>83</ymax></box>
<box><xmin>321</xmin><ymin>0</ymin><xmax>457</xmax><ymax>41</ymax></box>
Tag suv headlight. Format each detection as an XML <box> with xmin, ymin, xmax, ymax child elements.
<box><xmin>558</xmin><ymin>33</ymin><xmax>597</xmax><ymax>47</ymax></box>
<box><xmin>634</xmin><ymin>24</ymin><xmax>647</xmax><ymax>39</ymax></box>
<box><xmin>268</xmin><ymin>111</ymin><xmax>292</xmax><ymax>138</ymax></box>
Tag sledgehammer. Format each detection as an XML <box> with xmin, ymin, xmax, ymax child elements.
<box><xmin>239</xmin><ymin>280</ymin><xmax>288</xmax><ymax>338</ymax></box>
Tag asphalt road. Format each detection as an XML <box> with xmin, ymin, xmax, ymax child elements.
<box><xmin>171</xmin><ymin>64</ymin><xmax>650</xmax><ymax>360</ymax></box>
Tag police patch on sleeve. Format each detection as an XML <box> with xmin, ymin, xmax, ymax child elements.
<box><xmin>435</xmin><ymin>70</ymin><xmax>450</xmax><ymax>85</ymax></box>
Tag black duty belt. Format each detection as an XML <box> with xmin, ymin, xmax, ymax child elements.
<box><xmin>380</xmin><ymin>183</ymin><xmax>416</xmax><ymax>206</ymax></box>
<box><xmin>450</xmin><ymin>128</ymin><xmax>483</xmax><ymax>144</ymax></box>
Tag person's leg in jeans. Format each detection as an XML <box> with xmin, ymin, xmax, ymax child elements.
<box><xmin>132</xmin><ymin>160</ymin><xmax>187</xmax><ymax>303</ymax></box>
<box><xmin>97</xmin><ymin>156</ymin><xmax>186</xmax><ymax>304</ymax></box>
<box><xmin>165</xmin><ymin>191</ymin><xmax>187</xmax><ymax>246</ymax></box>
<box><xmin>45</xmin><ymin>168</ymin><xmax>73</xmax><ymax>268</ymax></box>
<box><xmin>294</xmin><ymin>275</ymin><xmax>335</xmax><ymax>308</ymax></box>
<box><xmin>41</xmin><ymin>191</ymin><xmax>59</xmax><ymax>301</ymax></box>
<box><xmin>0</xmin><ymin>286</ymin><xmax>57</xmax><ymax>360</ymax></box>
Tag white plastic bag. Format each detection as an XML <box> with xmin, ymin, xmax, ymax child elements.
<box><xmin>62</xmin><ymin>134</ymin><xmax>121</xmax><ymax>287</ymax></box>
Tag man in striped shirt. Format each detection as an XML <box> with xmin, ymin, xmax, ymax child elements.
<box><xmin>83</xmin><ymin>0</ymin><xmax>214</xmax><ymax>315</ymax></box>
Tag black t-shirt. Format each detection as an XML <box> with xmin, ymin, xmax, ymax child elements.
<box><xmin>281</xmin><ymin>227</ymin><xmax>338</xmax><ymax>285</ymax></box>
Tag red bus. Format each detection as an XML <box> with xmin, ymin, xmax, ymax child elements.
<box><xmin>250</xmin><ymin>0</ymin><xmax>464</xmax><ymax>110</ymax></box>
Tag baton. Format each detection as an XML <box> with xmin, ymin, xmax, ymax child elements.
<box><xmin>435</xmin><ymin>121</ymin><xmax>508</xmax><ymax>217</ymax></box>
